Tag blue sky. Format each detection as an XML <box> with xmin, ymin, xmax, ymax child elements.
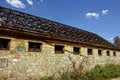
<box><xmin>0</xmin><ymin>0</ymin><xmax>120</xmax><ymax>42</ymax></box>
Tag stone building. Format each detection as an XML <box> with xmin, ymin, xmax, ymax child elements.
<box><xmin>0</xmin><ymin>6</ymin><xmax>120</xmax><ymax>78</ymax></box>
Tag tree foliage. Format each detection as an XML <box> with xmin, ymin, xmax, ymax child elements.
<box><xmin>114</xmin><ymin>36</ymin><xmax>120</xmax><ymax>48</ymax></box>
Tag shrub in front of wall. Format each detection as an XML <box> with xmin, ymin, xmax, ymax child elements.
<box><xmin>86</xmin><ymin>64</ymin><xmax>120</xmax><ymax>80</ymax></box>
<box><xmin>40</xmin><ymin>64</ymin><xmax>120</xmax><ymax>80</ymax></box>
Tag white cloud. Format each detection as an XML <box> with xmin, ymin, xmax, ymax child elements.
<box><xmin>5</xmin><ymin>0</ymin><xmax>25</xmax><ymax>8</ymax></box>
<box><xmin>102</xmin><ymin>9</ymin><xmax>109</xmax><ymax>15</ymax></box>
<box><xmin>109</xmin><ymin>37</ymin><xmax>114</xmax><ymax>40</ymax></box>
<box><xmin>40</xmin><ymin>0</ymin><xmax>43</xmax><ymax>2</ymax></box>
<box><xmin>86</xmin><ymin>12</ymin><xmax>99</xmax><ymax>18</ymax></box>
<box><xmin>26</xmin><ymin>0</ymin><xmax>33</xmax><ymax>5</ymax></box>
<box><xmin>108</xmin><ymin>37</ymin><xmax>114</xmax><ymax>43</ymax></box>
<box><xmin>86</xmin><ymin>9</ymin><xmax>109</xmax><ymax>19</ymax></box>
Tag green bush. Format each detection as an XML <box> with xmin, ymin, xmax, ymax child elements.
<box><xmin>40</xmin><ymin>64</ymin><xmax>120</xmax><ymax>80</ymax></box>
<box><xmin>86</xmin><ymin>64</ymin><xmax>120</xmax><ymax>80</ymax></box>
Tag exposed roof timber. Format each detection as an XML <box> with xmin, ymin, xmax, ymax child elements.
<box><xmin>0</xmin><ymin>28</ymin><xmax>119</xmax><ymax>51</ymax></box>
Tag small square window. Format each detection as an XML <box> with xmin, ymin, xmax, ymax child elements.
<box><xmin>29</xmin><ymin>42</ymin><xmax>42</xmax><ymax>52</ymax></box>
<box><xmin>107</xmin><ymin>51</ymin><xmax>110</xmax><ymax>56</ymax></box>
<box><xmin>88</xmin><ymin>49</ymin><xmax>93</xmax><ymax>55</ymax></box>
<box><xmin>0</xmin><ymin>38</ymin><xmax>10</xmax><ymax>50</ymax></box>
<box><xmin>55</xmin><ymin>45</ymin><xmax>64</xmax><ymax>54</ymax></box>
<box><xmin>98</xmin><ymin>50</ymin><xmax>102</xmax><ymax>56</ymax></box>
<box><xmin>113</xmin><ymin>52</ymin><xmax>116</xmax><ymax>56</ymax></box>
<box><xmin>73</xmin><ymin>47</ymin><xmax>80</xmax><ymax>54</ymax></box>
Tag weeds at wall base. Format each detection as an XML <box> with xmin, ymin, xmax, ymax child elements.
<box><xmin>40</xmin><ymin>64</ymin><xmax>120</xmax><ymax>80</ymax></box>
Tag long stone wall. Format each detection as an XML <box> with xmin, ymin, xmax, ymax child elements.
<box><xmin>0</xmin><ymin>36</ymin><xmax>120</xmax><ymax>79</ymax></box>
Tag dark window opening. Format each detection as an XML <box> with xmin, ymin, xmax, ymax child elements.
<box><xmin>55</xmin><ymin>45</ymin><xmax>64</xmax><ymax>54</ymax></box>
<box><xmin>113</xmin><ymin>52</ymin><xmax>116</xmax><ymax>56</ymax></box>
<box><xmin>73</xmin><ymin>47</ymin><xmax>80</xmax><ymax>54</ymax></box>
<box><xmin>88</xmin><ymin>49</ymin><xmax>93</xmax><ymax>55</ymax></box>
<box><xmin>98</xmin><ymin>50</ymin><xmax>102</xmax><ymax>56</ymax></box>
<box><xmin>29</xmin><ymin>42</ymin><xmax>42</xmax><ymax>52</ymax></box>
<box><xmin>0</xmin><ymin>38</ymin><xmax>10</xmax><ymax>50</ymax></box>
<box><xmin>107</xmin><ymin>51</ymin><xmax>110</xmax><ymax>56</ymax></box>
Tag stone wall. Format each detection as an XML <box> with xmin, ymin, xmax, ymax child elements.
<box><xmin>0</xmin><ymin>36</ymin><xmax>120</xmax><ymax>79</ymax></box>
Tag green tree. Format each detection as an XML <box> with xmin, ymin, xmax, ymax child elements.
<box><xmin>114</xmin><ymin>36</ymin><xmax>120</xmax><ymax>48</ymax></box>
